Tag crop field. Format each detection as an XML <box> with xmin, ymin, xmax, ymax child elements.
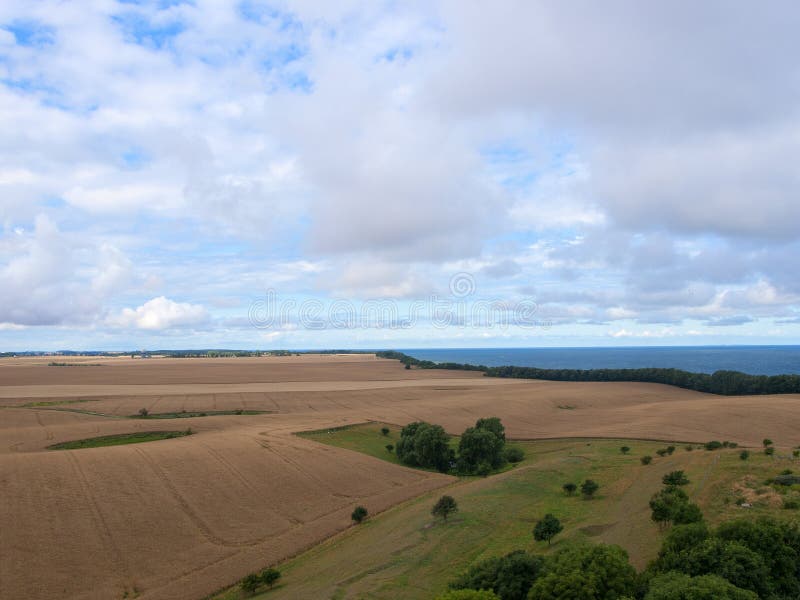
<box><xmin>1</xmin><ymin>354</ymin><xmax>800</xmax><ymax>599</ymax></box>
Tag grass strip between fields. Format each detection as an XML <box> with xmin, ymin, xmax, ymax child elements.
<box><xmin>47</xmin><ymin>430</ymin><xmax>193</xmax><ymax>450</ymax></box>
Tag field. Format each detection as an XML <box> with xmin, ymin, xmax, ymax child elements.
<box><xmin>212</xmin><ymin>429</ymin><xmax>800</xmax><ymax>599</ymax></box>
<box><xmin>1</xmin><ymin>354</ymin><xmax>800</xmax><ymax>599</ymax></box>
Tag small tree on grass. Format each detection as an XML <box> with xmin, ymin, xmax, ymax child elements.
<box><xmin>662</xmin><ymin>470</ymin><xmax>690</xmax><ymax>486</ymax></box>
<box><xmin>581</xmin><ymin>479</ymin><xmax>599</xmax><ymax>499</ymax></box>
<box><xmin>740</xmin><ymin>450</ymin><xmax>750</xmax><ymax>460</ymax></box>
<box><xmin>563</xmin><ymin>482</ymin><xmax>577</xmax><ymax>496</ymax></box>
<box><xmin>641</xmin><ymin>455</ymin><xmax>653</xmax><ymax>465</ymax></box>
<box><xmin>765</xmin><ymin>447</ymin><xmax>775</xmax><ymax>456</ymax></box>
<box><xmin>385</xmin><ymin>444</ymin><xmax>394</xmax><ymax>453</ymax></box>
<box><xmin>666</xmin><ymin>445</ymin><xmax>676</xmax><ymax>455</ymax></box>
<box><xmin>381</xmin><ymin>427</ymin><xmax>390</xmax><ymax>436</ymax></box>
<box><xmin>260</xmin><ymin>568</ymin><xmax>281</xmax><ymax>589</ymax></box>
<box><xmin>620</xmin><ymin>446</ymin><xmax>630</xmax><ymax>454</ymax></box>
<box><xmin>240</xmin><ymin>573</ymin><xmax>260</xmax><ymax>595</ymax></box>
<box><xmin>763</xmin><ymin>438</ymin><xmax>773</xmax><ymax>447</ymax></box>
<box><xmin>533</xmin><ymin>514</ymin><xmax>563</xmax><ymax>546</ymax></box>
<box><xmin>351</xmin><ymin>506</ymin><xmax>368</xmax><ymax>523</ymax></box>
<box><xmin>656</xmin><ymin>448</ymin><xmax>668</xmax><ymax>457</ymax></box>
<box><xmin>138</xmin><ymin>407</ymin><xmax>149</xmax><ymax>417</ymax></box>
<box><xmin>432</xmin><ymin>495</ymin><xmax>459</xmax><ymax>522</ymax></box>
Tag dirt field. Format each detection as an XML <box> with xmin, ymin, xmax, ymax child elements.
<box><xmin>1</xmin><ymin>354</ymin><xmax>799</xmax><ymax>599</ymax></box>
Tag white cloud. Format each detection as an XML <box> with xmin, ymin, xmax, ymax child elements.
<box><xmin>111</xmin><ymin>296</ymin><xmax>208</xmax><ymax>331</ymax></box>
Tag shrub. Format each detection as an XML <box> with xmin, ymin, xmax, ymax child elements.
<box><xmin>773</xmin><ymin>474</ymin><xmax>800</xmax><ymax>485</ymax></box>
<box><xmin>504</xmin><ymin>446</ymin><xmax>524</xmax><ymax>463</ymax></box>
<box><xmin>351</xmin><ymin>506</ymin><xmax>368</xmax><ymax>523</ymax></box>
<box><xmin>662</xmin><ymin>470</ymin><xmax>690</xmax><ymax>486</ymax></box>
<box><xmin>666</xmin><ymin>445</ymin><xmax>676</xmax><ymax>455</ymax></box>
<box><xmin>793</xmin><ymin>450</ymin><xmax>800</xmax><ymax>458</ymax></box>
<box><xmin>765</xmin><ymin>447</ymin><xmax>775</xmax><ymax>456</ymax></box>
<box><xmin>385</xmin><ymin>444</ymin><xmax>394</xmax><ymax>453</ymax></box>
<box><xmin>763</xmin><ymin>438</ymin><xmax>773</xmax><ymax>447</ymax></box>
<box><xmin>381</xmin><ymin>427</ymin><xmax>390</xmax><ymax>436</ymax></box>
<box><xmin>448</xmin><ymin>550</ymin><xmax>544</xmax><ymax>600</ymax></box>
<box><xmin>740</xmin><ymin>450</ymin><xmax>750</xmax><ymax>460</ymax></box>
<box><xmin>138</xmin><ymin>407</ymin><xmax>149</xmax><ymax>417</ymax></box>
<box><xmin>620</xmin><ymin>446</ymin><xmax>630</xmax><ymax>454</ymax></box>
<box><xmin>240</xmin><ymin>573</ymin><xmax>261</xmax><ymax>595</ymax></box>
<box><xmin>656</xmin><ymin>449</ymin><xmax>668</xmax><ymax>457</ymax></box>
<box><xmin>563</xmin><ymin>482</ymin><xmax>577</xmax><ymax>495</ymax></box>
<box><xmin>685</xmin><ymin>445</ymin><xmax>694</xmax><ymax>451</ymax></box>
<box><xmin>704</xmin><ymin>440</ymin><xmax>723</xmax><ymax>450</ymax></box>
<box><xmin>641</xmin><ymin>455</ymin><xmax>653</xmax><ymax>465</ymax></box>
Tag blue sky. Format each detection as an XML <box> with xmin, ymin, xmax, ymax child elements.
<box><xmin>0</xmin><ymin>1</ymin><xmax>799</xmax><ymax>351</ymax></box>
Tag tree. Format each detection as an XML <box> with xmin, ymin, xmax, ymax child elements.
<box><xmin>396</xmin><ymin>421</ymin><xmax>451</xmax><ymax>472</ymax></box>
<box><xmin>763</xmin><ymin>438</ymin><xmax>773</xmax><ymax>447</ymax></box>
<box><xmin>432</xmin><ymin>495</ymin><xmax>459</xmax><ymax>522</ymax></box>
<box><xmin>649</xmin><ymin>487</ymin><xmax>702</xmax><ymax>528</ymax></box>
<box><xmin>620</xmin><ymin>446</ymin><xmax>631</xmax><ymax>454</ymax></box>
<box><xmin>562</xmin><ymin>482</ymin><xmax>577</xmax><ymax>496</ymax></box>
<box><xmin>351</xmin><ymin>505</ymin><xmax>368</xmax><ymax>523</ymax></box>
<box><xmin>739</xmin><ymin>450</ymin><xmax>750</xmax><ymax>460</ymax></box>
<box><xmin>458</xmin><ymin>418</ymin><xmax>507</xmax><ymax>473</ymax></box>
<box><xmin>644</xmin><ymin>572</ymin><xmax>758</xmax><ymax>600</ymax></box>
<box><xmin>765</xmin><ymin>446</ymin><xmax>775</xmax><ymax>456</ymax></box>
<box><xmin>504</xmin><ymin>446</ymin><xmax>524</xmax><ymax>463</ymax></box>
<box><xmin>381</xmin><ymin>427</ymin><xmax>390</xmax><ymax>436</ymax></box>
<box><xmin>666</xmin><ymin>445</ymin><xmax>676</xmax><ymax>455</ymax></box>
<box><xmin>527</xmin><ymin>544</ymin><xmax>636</xmax><ymax>600</ymax></box>
<box><xmin>260</xmin><ymin>568</ymin><xmax>281</xmax><ymax>589</ymax></box>
<box><xmin>240</xmin><ymin>573</ymin><xmax>261</xmax><ymax>595</ymax></box>
<box><xmin>662</xmin><ymin>471</ymin><xmax>690</xmax><ymax>486</ymax></box>
<box><xmin>642</xmin><ymin>455</ymin><xmax>653</xmax><ymax>465</ymax></box>
<box><xmin>581</xmin><ymin>479</ymin><xmax>599</xmax><ymax>499</ymax></box>
<box><xmin>138</xmin><ymin>407</ymin><xmax>149</xmax><ymax>417</ymax></box>
<box><xmin>533</xmin><ymin>514</ymin><xmax>563</xmax><ymax>546</ymax></box>
<box><xmin>656</xmin><ymin>448</ymin><xmax>668</xmax><ymax>457</ymax></box>
<box><xmin>449</xmin><ymin>550</ymin><xmax>544</xmax><ymax>600</ymax></box>
<box><xmin>385</xmin><ymin>444</ymin><xmax>394</xmax><ymax>453</ymax></box>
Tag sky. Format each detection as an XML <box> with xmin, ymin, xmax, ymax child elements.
<box><xmin>1</xmin><ymin>0</ymin><xmax>799</xmax><ymax>351</ymax></box>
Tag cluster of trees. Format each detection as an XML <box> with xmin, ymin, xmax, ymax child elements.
<box><xmin>376</xmin><ymin>351</ymin><xmax>800</xmax><ymax>396</ymax></box>
<box><xmin>395</xmin><ymin>417</ymin><xmax>522</xmax><ymax>475</ymax></box>
<box><xmin>649</xmin><ymin>473</ymin><xmax>703</xmax><ymax>529</ymax></box>
<box><xmin>239</xmin><ymin>568</ymin><xmax>281</xmax><ymax>595</ymax></box>
<box><xmin>442</xmin><ymin>514</ymin><xmax>800</xmax><ymax>600</ymax></box>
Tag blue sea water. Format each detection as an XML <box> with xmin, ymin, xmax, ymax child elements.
<box><xmin>401</xmin><ymin>346</ymin><xmax>800</xmax><ymax>376</ymax></box>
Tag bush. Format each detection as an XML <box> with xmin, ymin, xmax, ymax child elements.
<box><xmin>740</xmin><ymin>450</ymin><xmax>750</xmax><ymax>460</ymax></box>
<box><xmin>563</xmin><ymin>482</ymin><xmax>577</xmax><ymax>495</ymax></box>
<box><xmin>351</xmin><ymin>505</ymin><xmax>368</xmax><ymax>523</ymax></box>
<box><xmin>385</xmin><ymin>444</ymin><xmax>394</xmax><ymax>453</ymax></box>
<box><xmin>685</xmin><ymin>445</ymin><xmax>694</xmax><ymax>451</ymax></box>
<box><xmin>705</xmin><ymin>440</ymin><xmax>723</xmax><ymax>451</ymax></box>
<box><xmin>773</xmin><ymin>474</ymin><xmax>800</xmax><ymax>485</ymax></box>
<box><xmin>765</xmin><ymin>447</ymin><xmax>775</xmax><ymax>456</ymax></box>
<box><xmin>620</xmin><ymin>446</ymin><xmax>630</xmax><ymax>454</ymax></box>
<box><xmin>240</xmin><ymin>573</ymin><xmax>261</xmax><ymax>595</ymax></box>
<box><xmin>763</xmin><ymin>438</ymin><xmax>773</xmax><ymax>447</ymax></box>
<box><xmin>641</xmin><ymin>455</ymin><xmax>653</xmax><ymax>465</ymax></box>
<box><xmin>662</xmin><ymin>471</ymin><xmax>690</xmax><ymax>486</ymax></box>
<box><xmin>656</xmin><ymin>449</ymin><xmax>668</xmax><ymax>457</ymax></box>
<box><xmin>666</xmin><ymin>445</ymin><xmax>676</xmax><ymax>455</ymax></box>
<box><xmin>448</xmin><ymin>550</ymin><xmax>544</xmax><ymax>600</ymax></box>
<box><xmin>381</xmin><ymin>427</ymin><xmax>390</xmax><ymax>436</ymax></box>
<box><xmin>138</xmin><ymin>407</ymin><xmax>148</xmax><ymax>417</ymax></box>
<box><xmin>793</xmin><ymin>450</ymin><xmax>800</xmax><ymax>458</ymax></box>
<box><xmin>260</xmin><ymin>568</ymin><xmax>281</xmax><ymax>588</ymax></box>
<box><xmin>504</xmin><ymin>446</ymin><xmax>524</xmax><ymax>463</ymax></box>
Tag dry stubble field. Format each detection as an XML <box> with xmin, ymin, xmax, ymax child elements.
<box><xmin>1</xmin><ymin>354</ymin><xmax>799</xmax><ymax>599</ymax></box>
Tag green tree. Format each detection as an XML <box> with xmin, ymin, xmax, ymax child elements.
<box><xmin>581</xmin><ymin>479</ymin><xmax>599</xmax><ymax>499</ymax></box>
<box><xmin>385</xmin><ymin>444</ymin><xmax>394</xmax><ymax>453</ymax></box>
<box><xmin>642</xmin><ymin>455</ymin><xmax>653</xmax><ymax>465</ymax></box>
<box><xmin>351</xmin><ymin>505</ymin><xmax>368</xmax><ymax>523</ymax></box>
<box><xmin>458</xmin><ymin>418</ymin><xmax>507</xmax><ymax>473</ymax></box>
<box><xmin>662</xmin><ymin>471</ymin><xmax>690</xmax><ymax>486</ymax></box>
<box><xmin>260</xmin><ymin>568</ymin><xmax>281</xmax><ymax>589</ymax></box>
<box><xmin>666</xmin><ymin>445</ymin><xmax>676</xmax><ymax>455</ymax></box>
<box><xmin>504</xmin><ymin>446</ymin><xmax>524</xmax><ymax>463</ymax></box>
<box><xmin>138</xmin><ymin>407</ymin><xmax>148</xmax><ymax>417</ymax></box>
<box><xmin>533</xmin><ymin>514</ymin><xmax>563</xmax><ymax>546</ymax></box>
<box><xmin>620</xmin><ymin>446</ymin><xmax>631</xmax><ymax>454</ymax></box>
<box><xmin>449</xmin><ymin>550</ymin><xmax>544</xmax><ymax>600</ymax></box>
<box><xmin>527</xmin><ymin>545</ymin><xmax>636</xmax><ymax>600</ymax></box>
<box><xmin>432</xmin><ymin>495</ymin><xmax>459</xmax><ymax>522</ymax></box>
<box><xmin>739</xmin><ymin>450</ymin><xmax>749</xmax><ymax>460</ymax></box>
<box><xmin>396</xmin><ymin>421</ymin><xmax>452</xmax><ymax>472</ymax></box>
<box><xmin>562</xmin><ymin>482</ymin><xmax>577</xmax><ymax>495</ymax></box>
<box><xmin>240</xmin><ymin>573</ymin><xmax>261</xmax><ymax>595</ymax></box>
<box><xmin>381</xmin><ymin>427</ymin><xmax>390</xmax><ymax>436</ymax></box>
<box><xmin>765</xmin><ymin>446</ymin><xmax>775</xmax><ymax>456</ymax></box>
<box><xmin>644</xmin><ymin>572</ymin><xmax>758</xmax><ymax>600</ymax></box>
<box><xmin>763</xmin><ymin>438</ymin><xmax>773</xmax><ymax>447</ymax></box>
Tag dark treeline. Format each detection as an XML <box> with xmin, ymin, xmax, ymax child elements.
<box><xmin>376</xmin><ymin>351</ymin><xmax>800</xmax><ymax>396</ymax></box>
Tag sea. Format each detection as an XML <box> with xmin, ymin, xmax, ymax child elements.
<box><xmin>400</xmin><ymin>346</ymin><xmax>800</xmax><ymax>376</ymax></box>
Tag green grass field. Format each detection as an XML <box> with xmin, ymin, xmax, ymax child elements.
<box><xmin>213</xmin><ymin>425</ymin><xmax>800</xmax><ymax>600</ymax></box>
<box><xmin>47</xmin><ymin>430</ymin><xmax>193</xmax><ymax>450</ymax></box>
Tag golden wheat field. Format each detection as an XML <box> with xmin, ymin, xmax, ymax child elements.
<box><xmin>1</xmin><ymin>354</ymin><xmax>799</xmax><ymax>600</ymax></box>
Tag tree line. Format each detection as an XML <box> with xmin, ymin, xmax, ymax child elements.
<box><xmin>376</xmin><ymin>351</ymin><xmax>800</xmax><ymax>396</ymax></box>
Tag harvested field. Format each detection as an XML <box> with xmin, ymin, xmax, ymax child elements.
<box><xmin>1</xmin><ymin>353</ymin><xmax>800</xmax><ymax>599</ymax></box>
